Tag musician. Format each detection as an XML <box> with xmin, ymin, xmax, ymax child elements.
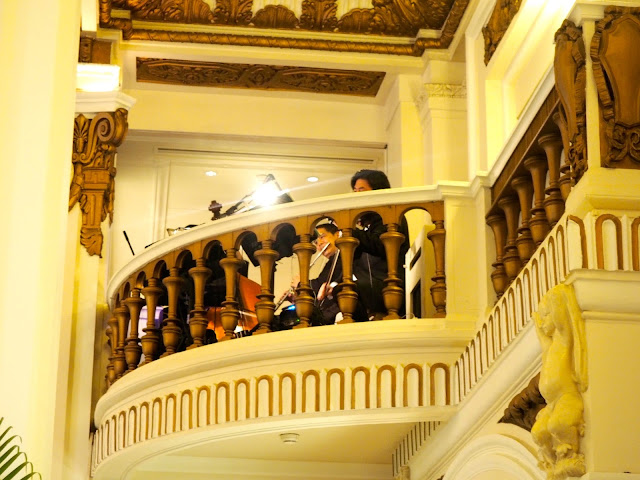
<box><xmin>350</xmin><ymin>169</ymin><xmax>410</xmax><ymax>319</ymax></box>
<box><xmin>309</xmin><ymin>220</ymin><xmax>343</xmax><ymax>325</ymax></box>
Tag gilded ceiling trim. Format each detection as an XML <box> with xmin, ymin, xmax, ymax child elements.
<box><xmin>591</xmin><ymin>7</ymin><xmax>640</xmax><ymax>169</ymax></box>
<box><xmin>98</xmin><ymin>0</ymin><xmax>470</xmax><ymax>56</ymax></box>
<box><xmin>69</xmin><ymin>109</ymin><xmax>129</xmax><ymax>257</ymax></box>
<box><xmin>482</xmin><ymin>0</ymin><xmax>522</xmax><ymax>65</ymax></box>
<box><xmin>136</xmin><ymin>57</ymin><xmax>386</xmax><ymax>96</ymax></box>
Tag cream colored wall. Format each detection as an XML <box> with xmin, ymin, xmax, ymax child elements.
<box><xmin>125</xmin><ymin>88</ymin><xmax>387</xmax><ymax>143</ymax></box>
<box><xmin>0</xmin><ymin>2</ymin><xmax>81</xmax><ymax>480</ymax></box>
<box><xmin>465</xmin><ymin>0</ymin><xmax>575</xmax><ymax>178</ymax></box>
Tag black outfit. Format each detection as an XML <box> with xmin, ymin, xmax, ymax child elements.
<box><xmin>352</xmin><ymin>212</ymin><xmax>410</xmax><ymax>319</ymax></box>
<box><xmin>310</xmin><ymin>253</ymin><xmax>343</xmax><ymax>325</ymax></box>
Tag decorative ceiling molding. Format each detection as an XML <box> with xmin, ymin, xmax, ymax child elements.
<box><xmin>99</xmin><ymin>0</ymin><xmax>470</xmax><ymax>56</ymax></box>
<box><xmin>482</xmin><ymin>0</ymin><xmax>522</xmax><ymax>65</ymax></box>
<box><xmin>136</xmin><ymin>57</ymin><xmax>386</xmax><ymax>96</ymax></box>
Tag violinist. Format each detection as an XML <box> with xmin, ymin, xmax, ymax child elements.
<box><xmin>309</xmin><ymin>220</ymin><xmax>343</xmax><ymax>325</ymax></box>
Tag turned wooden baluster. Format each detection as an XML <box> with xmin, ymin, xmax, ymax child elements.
<box><xmin>538</xmin><ymin>133</ymin><xmax>565</xmax><ymax>226</ymax></box>
<box><xmin>524</xmin><ymin>155</ymin><xmax>551</xmax><ymax>245</ymax></box>
<box><xmin>253</xmin><ymin>239</ymin><xmax>278</xmax><ymax>334</ymax></box>
<box><xmin>498</xmin><ymin>195</ymin><xmax>522</xmax><ymax>281</ymax></box>
<box><xmin>426</xmin><ymin>219</ymin><xmax>446</xmax><ymax>317</ymax></box>
<box><xmin>292</xmin><ymin>233</ymin><xmax>316</xmax><ymax>329</ymax></box>
<box><xmin>106</xmin><ymin>314</ymin><xmax>118</xmax><ymax>387</ymax></box>
<box><xmin>188</xmin><ymin>258</ymin><xmax>212</xmax><ymax>348</ymax></box>
<box><xmin>486</xmin><ymin>213</ymin><xmax>508</xmax><ymax>297</ymax></box>
<box><xmin>123</xmin><ymin>288</ymin><xmax>145</xmax><ymax>372</ymax></box>
<box><xmin>552</xmin><ymin>111</ymin><xmax>574</xmax><ymax>201</ymax></box>
<box><xmin>161</xmin><ymin>266</ymin><xmax>184</xmax><ymax>356</ymax></box>
<box><xmin>219</xmin><ymin>248</ymin><xmax>242</xmax><ymax>341</ymax></box>
<box><xmin>380</xmin><ymin>222</ymin><xmax>406</xmax><ymax>319</ymax></box>
<box><xmin>113</xmin><ymin>304</ymin><xmax>129</xmax><ymax>379</ymax></box>
<box><xmin>511</xmin><ymin>176</ymin><xmax>536</xmax><ymax>263</ymax></box>
<box><xmin>141</xmin><ymin>277</ymin><xmax>163</xmax><ymax>363</ymax></box>
<box><xmin>335</xmin><ymin>228</ymin><xmax>360</xmax><ymax>323</ymax></box>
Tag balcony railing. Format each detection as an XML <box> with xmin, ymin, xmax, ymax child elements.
<box><xmin>486</xmin><ymin>88</ymin><xmax>585</xmax><ymax>299</ymax></box>
<box><xmin>104</xmin><ymin>188</ymin><xmax>447</xmax><ymax>389</ymax></box>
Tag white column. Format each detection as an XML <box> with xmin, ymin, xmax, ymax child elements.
<box><xmin>0</xmin><ymin>1</ymin><xmax>81</xmax><ymax>479</ymax></box>
<box><xmin>383</xmin><ymin>74</ymin><xmax>425</xmax><ymax>188</ymax></box>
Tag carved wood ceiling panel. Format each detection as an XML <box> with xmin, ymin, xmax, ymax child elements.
<box><xmin>99</xmin><ymin>0</ymin><xmax>470</xmax><ymax>56</ymax></box>
<box><xmin>136</xmin><ymin>57</ymin><xmax>385</xmax><ymax>95</ymax></box>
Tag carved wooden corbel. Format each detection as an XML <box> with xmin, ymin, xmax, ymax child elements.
<box><xmin>554</xmin><ymin>20</ymin><xmax>587</xmax><ymax>182</ymax></box>
<box><xmin>499</xmin><ymin>373</ymin><xmax>546</xmax><ymax>431</ymax></box>
<box><xmin>482</xmin><ymin>0</ymin><xmax>523</xmax><ymax>65</ymax></box>
<box><xmin>591</xmin><ymin>7</ymin><xmax>640</xmax><ymax>169</ymax></box>
<box><xmin>69</xmin><ymin>108</ymin><xmax>129</xmax><ymax>257</ymax></box>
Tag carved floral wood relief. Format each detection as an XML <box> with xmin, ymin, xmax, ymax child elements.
<box><xmin>99</xmin><ymin>0</ymin><xmax>469</xmax><ymax>56</ymax></box>
<box><xmin>591</xmin><ymin>7</ymin><xmax>640</xmax><ymax>169</ymax></box>
<box><xmin>553</xmin><ymin>20</ymin><xmax>587</xmax><ymax>183</ymax></box>
<box><xmin>482</xmin><ymin>0</ymin><xmax>522</xmax><ymax>65</ymax></box>
<box><xmin>69</xmin><ymin>109</ymin><xmax>129</xmax><ymax>257</ymax></box>
<box><xmin>136</xmin><ymin>57</ymin><xmax>385</xmax><ymax>96</ymax></box>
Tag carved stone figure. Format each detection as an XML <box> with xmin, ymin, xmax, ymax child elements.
<box><xmin>531</xmin><ymin>283</ymin><xmax>587</xmax><ymax>480</ymax></box>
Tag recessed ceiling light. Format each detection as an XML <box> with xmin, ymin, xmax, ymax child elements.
<box><xmin>307</xmin><ymin>176</ymin><xmax>319</xmax><ymax>183</ymax></box>
<box><xmin>280</xmin><ymin>433</ymin><xmax>299</xmax><ymax>444</ymax></box>
<box><xmin>205</xmin><ymin>171</ymin><xmax>217</xmax><ymax>177</ymax></box>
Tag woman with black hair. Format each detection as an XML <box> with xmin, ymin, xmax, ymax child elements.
<box><xmin>349</xmin><ymin>169</ymin><xmax>409</xmax><ymax>320</ymax></box>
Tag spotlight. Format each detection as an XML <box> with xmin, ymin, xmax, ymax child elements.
<box><xmin>205</xmin><ymin>170</ymin><xmax>217</xmax><ymax>177</ymax></box>
<box><xmin>307</xmin><ymin>176</ymin><xmax>319</xmax><ymax>183</ymax></box>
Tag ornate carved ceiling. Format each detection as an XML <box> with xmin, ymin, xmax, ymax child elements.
<box><xmin>99</xmin><ymin>0</ymin><xmax>470</xmax><ymax>57</ymax></box>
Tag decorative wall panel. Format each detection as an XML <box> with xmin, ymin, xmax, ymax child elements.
<box><xmin>136</xmin><ymin>57</ymin><xmax>385</xmax><ymax>96</ymax></box>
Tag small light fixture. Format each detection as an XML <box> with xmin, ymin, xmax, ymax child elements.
<box><xmin>205</xmin><ymin>170</ymin><xmax>217</xmax><ymax>177</ymax></box>
<box><xmin>280</xmin><ymin>433</ymin><xmax>299</xmax><ymax>444</ymax></box>
<box><xmin>307</xmin><ymin>176</ymin><xmax>319</xmax><ymax>183</ymax></box>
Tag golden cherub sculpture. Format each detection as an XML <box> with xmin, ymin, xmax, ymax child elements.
<box><xmin>531</xmin><ymin>283</ymin><xmax>588</xmax><ymax>480</ymax></box>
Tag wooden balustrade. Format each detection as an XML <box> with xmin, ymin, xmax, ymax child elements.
<box><xmin>486</xmin><ymin>88</ymin><xmax>585</xmax><ymax>299</ymax></box>
<box><xmin>105</xmin><ymin>201</ymin><xmax>446</xmax><ymax>388</ymax></box>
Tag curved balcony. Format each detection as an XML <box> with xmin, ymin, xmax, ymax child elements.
<box><xmin>93</xmin><ymin>186</ymin><xmax>468</xmax><ymax>479</ymax></box>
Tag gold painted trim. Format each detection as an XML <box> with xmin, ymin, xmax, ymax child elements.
<box><xmin>180</xmin><ymin>390</ymin><xmax>194</xmax><ymax>430</ymax></box>
<box><xmin>376</xmin><ymin>365</ymin><xmax>397</xmax><ymax>408</ymax></box>
<box><xmin>117</xmin><ymin>411</ymin><xmax>127</xmax><ymax>450</ymax></box>
<box><xmin>632</xmin><ymin>218</ymin><xmax>640</xmax><ymax>271</ymax></box>
<box><xmin>302</xmin><ymin>370</ymin><xmax>320</xmax><ymax>413</ymax></box>
<box><xmin>255</xmin><ymin>375</ymin><xmax>274</xmax><ymax>417</ymax></box>
<box><xmin>326</xmin><ymin>369</ymin><xmax>345</xmax><ymax>411</ymax></box>
<box><xmin>152</xmin><ymin>398</ymin><xmax>163</xmax><ymax>437</ymax></box>
<box><xmin>595</xmin><ymin>214</ymin><xmax>623</xmax><ymax>269</ymax></box>
<box><xmin>351</xmin><ymin>367</ymin><xmax>371</xmax><ymax>409</ymax></box>
<box><xmin>430</xmin><ymin>363</ymin><xmax>450</xmax><ymax>405</ymax></box>
<box><xmin>196</xmin><ymin>386</ymin><xmax>211</xmax><ymax>427</ymax></box>
<box><xmin>234</xmin><ymin>379</ymin><xmax>251</xmax><ymax>420</ymax></box>
<box><xmin>165</xmin><ymin>393</ymin><xmax>177</xmax><ymax>434</ymax></box>
<box><xmin>567</xmin><ymin>216</ymin><xmax>588</xmax><ymax>268</ymax></box>
<box><xmin>215</xmin><ymin>382</ymin><xmax>230</xmax><ymax>423</ymax></box>
<box><xmin>278</xmin><ymin>373</ymin><xmax>296</xmax><ymax>415</ymax></box>
<box><xmin>139</xmin><ymin>402</ymin><xmax>150</xmax><ymax>441</ymax></box>
<box><xmin>402</xmin><ymin>364</ymin><xmax>423</xmax><ymax>407</ymax></box>
<box><xmin>128</xmin><ymin>406</ymin><xmax>138</xmax><ymax>444</ymax></box>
